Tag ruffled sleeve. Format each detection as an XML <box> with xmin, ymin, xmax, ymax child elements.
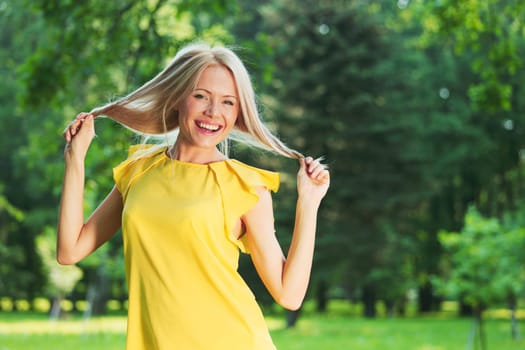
<box><xmin>211</xmin><ymin>159</ymin><xmax>280</xmax><ymax>254</ymax></box>
<box><xmin>113</xmin><ymin>144</ymin><xmax>166</xmax><ymax>200</ymax></box>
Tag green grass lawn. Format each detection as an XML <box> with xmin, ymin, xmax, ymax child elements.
<box><xmin>1</xmin><ymin>310</ymin><xmax>524</xmax><ymax>350</ymax></box>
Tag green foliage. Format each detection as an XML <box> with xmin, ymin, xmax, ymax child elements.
<box><xmin>17</xmin><ymin>0</ymin><xmax>237</xmax><ymax>110</ymax></box>
<box><xmin>1</xmin><ymin>0</ymin><xmax>236</xmax><ymax>307</ymax></box>
<box><xmin>426</xmin><ymin>0</ymin><xmax>525</xmax><ymax>111</ymax></box>
<box><xmin>0</xmin><ymin>2</ymin><xmax>53</xmax><ymax>297</ymax></box>
<box><xmin>257</xmin><ymin>0</ymin><xmax>455</xmax><ymax>307</ymax></box>
<box><xmin>2</xmin><ymin>0</ymin><xmax>525</xmax><ymax>323</ymax></box>
<box><xmin>35</xmin><ymin>227</ymin><xmax>83</xmax><ymax>297</ymax></box>
<box><xmin>0</xmin><ymin>192</ymin><xmax>24</xmax><ymax>223</ymax></box>
<box><xmin>409</xmin><ymin>0</ymin><xmax>525</xmax><ymax>315</ymax></box>
<box><xmin>434</xmin><ymin>206</ymin><xmax>525</xmax><ymax>308</ymax></box>
<box><xmin>0</xmin><ymin>240</ymin><xmax>28</xmax><ymax>298</ymax></box>
<box><xmin>0</xmin><ymin>186</ymin><xmax>26</xmax><ymax>297</ymax></box>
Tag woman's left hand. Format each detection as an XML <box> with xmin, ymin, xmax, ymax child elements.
<box><xmin>297</xmin><ymin>156</ymin><xmax>330</xmax><ymax>204</ymax></box>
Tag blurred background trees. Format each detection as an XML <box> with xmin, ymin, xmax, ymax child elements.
<box><xmin>1</xmin><ymin>0</ymin><xmax>524</xmax><ymax>337</ymax></box>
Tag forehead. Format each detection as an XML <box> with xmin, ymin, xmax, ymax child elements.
<box><xmin>195</xmin><ymin>65</ymin><xmax>238</xmax><ymax>97</ymax></box>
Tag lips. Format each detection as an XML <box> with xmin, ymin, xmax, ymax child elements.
<box><xmin>196</xmin><ymin>121</ymin><xmax>222</xmax><ymax>132</ymax></box>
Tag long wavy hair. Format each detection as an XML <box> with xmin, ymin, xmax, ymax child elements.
<box><xmin>89</xmin><ymin>43</ymin><xmax>302</xmax><ymax>159</ymax></box>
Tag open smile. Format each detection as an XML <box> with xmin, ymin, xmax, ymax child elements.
<box><xmin>195</xmin><ymin>121</ymin><xmax>223</xmax><ymax>133</ymax></box>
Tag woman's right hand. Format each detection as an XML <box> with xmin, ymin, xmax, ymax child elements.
<box><xmin>64</xmin><ymin>112</ymin><xmax>95</xmax><ymax>161</ymax></box>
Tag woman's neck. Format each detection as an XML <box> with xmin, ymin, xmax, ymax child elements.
<box><xmin>167</xmin><ymin>141</ymin><xmax>226</xmax><ymax>164</ymax></box>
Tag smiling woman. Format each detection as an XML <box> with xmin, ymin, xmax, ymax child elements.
<box><xmin>173</xmin><ymin>65</ymin><xmax>240</xmax><ymax>162</ymax></box>
<box><xmin>57</xmin><ymin>43</ymin><xmax>330</xmax><ymax>350</ymax></box>
<box><xmin>88</xmin><ymin>44</ymin><xmax>303</xmax><ymax>159</ymax></box>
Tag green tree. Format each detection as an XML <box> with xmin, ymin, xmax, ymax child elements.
<box><xmin>5</xmin><ymin>0</ymin><xmax>236</xmax><ymax>314</ymax></box>
<box><xmin>427</xmin><ymin>0</ymin><xmax>525</xmax><ymax>112</ymax></box>
<box><xmin>421</xmin><ymin>0</ymin><xmax>525</xmax><ymax>219</ymax></box>
<box><xmin>36</xmin><ymin>227</ymin><xmax>83</xmax><ymax>319</ymax></box>
<box><xmin>434</xmin><ymin>206</ymin><xmax>525</xmax><ymax>349</ymax></box>
<box><xmin>259</xmin><ymin>0</ymin><xmax>438</xmax><ymax>316</ymax></box>
<box><xmin>0</xmin><ymin>187</ymin><xmax>27</xmax><ymax>304</ymax></box>
<box><xmin>0</xmin><ymin>0</ymin><xmax>48</xmax><ymax>303</ymax></box>
<box><xmin>406</xmin><ymin>0</ymin><xmax>525</xmax><ymax>314</ymax></box>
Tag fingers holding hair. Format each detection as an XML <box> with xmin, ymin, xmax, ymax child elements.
<box><xmin>302</xmin><ymin>156</ymin><xmax>330</xmax><ymax>186</ymax></box>
<box><xmin>64</xmin><ymin>113</ymin><xmax>93</xmax><ymax>143</ymax></box>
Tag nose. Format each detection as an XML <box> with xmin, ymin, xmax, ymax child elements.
<box><xmin>205</xmin><ymin>99</ymin><xmax>220</xmax><ymax>117</ymax></box>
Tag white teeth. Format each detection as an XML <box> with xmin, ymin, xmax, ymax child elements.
<box><xmin>197</xmin><ymin>122</ymin><xmax>220</xmax><ymax>131</ymax></box>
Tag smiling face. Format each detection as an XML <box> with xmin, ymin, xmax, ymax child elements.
<box><xmin>175</xmin><ymin>65</ymin><xmax>240</xmax><ymax>159</ymax></box>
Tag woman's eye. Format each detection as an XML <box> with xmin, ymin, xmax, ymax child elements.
<box><xmin>194</xmin><ymin>94</ymin><xmax>207</xmax><ymax>99</ymax></box>
<box><xmin>224</xmin><ymin>100</ymin><xmax>235</xmax><ymax>106</ymax></box>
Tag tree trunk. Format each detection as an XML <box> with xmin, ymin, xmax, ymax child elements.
<box><xmin>418</xmin><ymin>281</ymin><xmax>435</xmax><ymax>312</ymax></box>
<box><xmin>398</xmin><ymin>299</ymin><xmax>406</xmax><ymax>317</ymax></box>
<box><xmin>94</xmin><ymin>267</ymin><xmax>111</xmax><ymax>315</ymax></box>
<box><xmin>11</xmin><ymin>298</ymin><xmax>18</xmax><ymax>312</ymax></box>
<box><xmin>316</xmin><ymin>280</ymin><xmax>328</xmax><ymax>313</ymax></box>
<box><xmin>385</xmin><ymin>299</ymin><xmax>396</xmax><ymax>317</ymax></box>
<box><xmin>466</xmin><ymin>307</ymin><xmax>486</xmax><ymax>350</ymax></box>
<box><xmin>466</xmin><ymin>316</ymin><xmax>476</xmax><ymax>350</ymax></box>
<box><xmin>475</xmin><ymin>306</ymin><xmax>487</xmax><ymax>350</ymax></box>
<box><xmin>84</xmin><ymin>266</ymin><xmax>111</xmax><ymax>316</ymax></box>
<box><xmin>286</xmin><ymin>308</ymin><xmax>302</xmax><ymax>328</ymax></box>
<box><xmin>509</xmin><ymin>295</ymin><xmax>520</xmax><ymax>340</ymax></box>
<box><xmin>460</xmin><ymin>300</ymin><xmax>473</xmax><ymax>317</ymax></box>
<box><xmin>49</xmin><ymin>295</ymin><xmax>63</xmax><ymax>320</ymax></box>
<box><xmin>362</xmin><ymin>284</ymin><xmax>376</xmax><ymax>318</ymax></box>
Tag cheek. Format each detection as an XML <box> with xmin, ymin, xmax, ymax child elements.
<box><xmin>229</xmin><ymin>111</ymin><xmax>239</xmax><ymax>126</ymax></box>
<box><xmin>178</xmin><ymin>100</ymin><xmax>194</xmax><ymax>123</ymax></box>
<box><xmin>181</xmin><ymin>97</ymin><xmax>202</xmax><ymax>114</ymax></box>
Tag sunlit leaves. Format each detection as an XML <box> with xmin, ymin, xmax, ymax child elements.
<box><xmin>5</xmin><ymin>0</ymin><xmax>235</xmax><ymax>306</ymax></box>
<box><xmin>424</xmin><ymin>0</ymin><xmax>525</xmax><ymax>111</ymax></box>
<box><xmin>434</xmin><ymin>206</ymin><xmax>525</xmax><ymax>308</ymax></box>
<box><xmin>18</xmin><ymin>0</ymin><xmax>235</xmax><ymax>109</ymax></box>
<box><xmin>36</xmin><ymin>227</ymin><xmax>83</xmax><ymax>297</ymax></box>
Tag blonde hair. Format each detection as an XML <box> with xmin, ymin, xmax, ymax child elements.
<box><xmin>90</xmin><ymin>43</ymin><xmax>302</xmax><ymax>159</ymax></box>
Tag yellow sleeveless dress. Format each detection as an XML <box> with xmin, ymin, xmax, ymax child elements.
<box><xmin>113</xmin><ymin>145</ymin><xmax>280</xmax><ymax>350</ymax></box>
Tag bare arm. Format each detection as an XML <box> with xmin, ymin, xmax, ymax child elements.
<box><xmin>57</xmin><ymin>113</ymin><xmax>122</xmax><ymax>265</ymax></box>
<box><xmin>244</xmin><ymin>157</ymin><xmax>329</xmax><ymax>310</ymax></box>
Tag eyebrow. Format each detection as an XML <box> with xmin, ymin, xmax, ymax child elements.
<box><xmin>194</xmin><ymin>88</ymin><xmax>238</xmax><ymax>99</ymax></box>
